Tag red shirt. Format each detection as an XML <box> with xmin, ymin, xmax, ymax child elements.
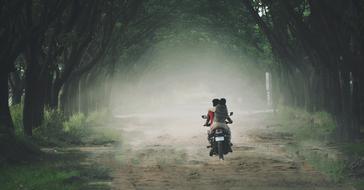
<box><xmin>208</xmin><ymin>110</ymin><xmax>214</xmax><ymax>128</ymax></box>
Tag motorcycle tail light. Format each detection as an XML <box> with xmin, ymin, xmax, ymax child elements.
<box><xmin>216</xmin><ymin>129</ymin><xmax>223</xmax><ymax>134</ymax></box>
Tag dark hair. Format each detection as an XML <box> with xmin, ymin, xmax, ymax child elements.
<box><xmin>212</xmin><ymin>98</ymin><xmax>220</xmax><ymax>106</ymax></box>
<box><xmin>220</xmin><ymin>98</ymin><xmax>226</xmax><ymax>105</ymax></box>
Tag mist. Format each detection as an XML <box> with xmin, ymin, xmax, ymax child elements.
<box><xmin>110</xmin><ymin>38</ymin><xmax>268</xmax><ymax>118</ymax></box>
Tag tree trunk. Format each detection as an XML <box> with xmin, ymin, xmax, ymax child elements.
<box><xmin>0</xmin><ymin>72</ymin><xmax>14</xmax><ymax>134</ymax></box>
<box><xmin>23</xmin><ymin>41</ymin><xmax>48</xmax><ymax>136</ymax></box>
<box><xmin>351</xmin><ymin>73</ymin><xmax>361</xmax><ymax>139</ymax></box>
<box><xmin>49</xmin><ymin>80</ymin><xmax>63</xmax><ymax>109</ymax></box>
<box><xmin>9</xmin><ymin>72</ymin><xmax>23</xmax><ymax>105</ymax></box>
<box><xmin>61</xmin><ymin>78</ymin><xmax>79</xmax><ymax>117</ymax></box>
<box><xmin>60</xmin><ymin>81</ymin><xmax>70</xmax><ymax>115</ymax></box>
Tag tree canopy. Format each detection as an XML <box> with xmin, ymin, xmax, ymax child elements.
<box><xmin>1</xmin><ymin>0</ymin><xmax>364</xmax><ymax>140</ymax></box>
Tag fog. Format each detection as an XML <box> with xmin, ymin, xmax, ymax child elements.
<box><xmin>110</xmin><ymin>40</ymin><xmax>268</xmax><ymax>119</ymax></box>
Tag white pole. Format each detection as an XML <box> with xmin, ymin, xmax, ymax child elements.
<box><xmin>266</xmin><ymin>72</ymin><xmax>272</xmax><ymax>107</ymax></box>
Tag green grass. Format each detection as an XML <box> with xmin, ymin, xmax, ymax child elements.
<box><xmin>2</xmin><ymin>106</ymin><xmax>115</xmax><ymax>190</ymax></box>
<box><xmin>0</xmin><ymin>135</ymin><xmax>40</xmax><ymax>164</ymax></box>
<box><xmin>28</xmin><ymin>109</ymin><xmax>116</xmax><ymax>147</ymax></box>
<box><xmin>0</xmin><ymin>151</ymin><xmax>112</xmax><ymax>190</ymax></box>
<box><xmin>275</xmin><ymin>107</ymin><xmax>336</xmax><ymax>142</ymax></box>
<box><xmin>9</xmin><ymin>105</ymin><xmax>116</xmax><ymax>147</ymax></box>
<box><xmin>302</xmin><ymin>148</ymin><xmax>346</xmax><ymax>182</ymax></box>
<box><xmin>339</xmin><ymin>143</ymin><xmax>364</xmax><ymax>157</ymax></box>
<box><xmin>354</xmin><ymin>180</ymin><xmax>364</xmax><ymax>190</ymax></box>
<box><xmin>338</xmin><ymin>142</ymin><xmax>364</xmax><ymax>188</ymax></box>
<box><xmin>0</xmin><ymin>164</ymin><xmax>82</xmax><ymax>190</ymax></box>
<box><xmin>85</xmin><ymin>127</ymin><xmax>119</xmax><ymax>145</ymax></box>
<box><xmin>10</xmin><ymin>104</ymin><xmax>24</xmax><ymax>136</ymax></box>
<box><xmin>273</xmin><ymin>107</ymin><xmax>347</xmax><ymax>182</ymax></box>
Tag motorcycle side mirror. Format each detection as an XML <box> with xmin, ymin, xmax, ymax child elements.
<box><xmin>229</xmin><ymin>112</ymin><xmax>233</xmax><ymax>116</ymax></box>
<box><xmin>202</xmin><ymin>115</ymin><xmax>208</xmax><ymax>119</ymax></box>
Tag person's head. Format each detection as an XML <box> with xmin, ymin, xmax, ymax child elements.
<box><xmin>212</xmin><ymin>98</ymin><xmax>220</xmax><ymax>106</ymax></box>
<box><xmin>220</xmin><ymin>98</ymin><xmax>226</xmax><ymax>105</ymax></box>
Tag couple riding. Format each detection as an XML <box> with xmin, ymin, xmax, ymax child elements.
<box><xmin>203</xmin><ymin>98</ymin><xmax>233</xmax><ymax>156</ymax></box>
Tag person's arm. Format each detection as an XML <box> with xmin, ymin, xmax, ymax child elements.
<box><xmin>226</xmin><ymin>116</ymin><xmax>233</xmax><ymax>124</ymax></box>
<box><xmin>204</xmin><ymin>114</ymin><xmax>211</xmax><ymax>126</ymax></box>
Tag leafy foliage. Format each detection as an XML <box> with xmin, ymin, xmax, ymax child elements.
<box><xmin>8</xmin><ymin>104</ymin><xmax>116</xmax><ymax>147</ymax></box>
<box><xmin>33</xmin><ymin>110</ymin><xmax>116</xmax><ymax>146</ymax></box>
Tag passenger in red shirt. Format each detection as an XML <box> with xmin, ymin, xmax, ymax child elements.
<box><xmin>203</xmin><ymin>98</ymin><xmax>220</xmax><ymax>128</ymax></box>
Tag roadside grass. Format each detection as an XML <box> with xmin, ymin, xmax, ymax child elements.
<box><xmin>0</xmin><ymin>164</ymin><xmax>82</xmax><ymax>190</ymax></box>
<box><xmin>275</xmin><ymin>107</ymin><xmax>336</xmax><ymax>142</ymax></box>
<box><xmin>9</xmin><ymin>105</ymin><xmax>117</xmax><ymax>147</ymax></box>
<box><xmin>337</xmin><ymin>143</ymin><xmax>364</xmax><ymax>188</ymax></box>
<box><xmin>0</xmin><ymin>152</ymin><xmax>112</xmax><ymax>190</ymax></box>
<box><xmin>1</xmin><ymin>106</ymin><xmax>117</xmax><ymax>190</ymax></box>
<box><xmin>299</xmin><ymin>145</ymin><xmax>346</xmax><ymax>182</ymax></box>
<box><xmin>339</xmin><ymin>143</ymin><xmax>364</xmax><ymax>157</ymax></box>
<box><xmin>272</xmin><ymin>107</ymin><xmax>347</xmax><ymax>183</ymax></box>
<box><xmin>0</xmin><ymin>134</ymin><xmax>40</xmax><ymax>164</ymax></box>
<box><xmin>274</xmin><ymin>107</ymin><xmax>364</xmax><ymax>186</ymax></box>
<box><xmin>354</xmin><ymin>180</ymin><xmax>364</xmax><ymax>190</ymax></box>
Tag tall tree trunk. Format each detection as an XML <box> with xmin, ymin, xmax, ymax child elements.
<box><xmin>9</xmin><ymin>72</ymin><xmax>23</xmax><ymax>105</ymax></box>
<box><xmin>61</xmin><ymin>78</ymin><xmax>79</xmax><ymax>117</ymax></box>
<box><xmin>0</xmin><ymin>72</ymin><xmax>14</xmax><ymax>134</ymax></box>
<box><xmin>60</xmin><ymin>81</ymin><xmax>70</xmax><ymax>116</ymax></box>
<box><xmin>49</xmin><ymin>80</ymin><xmax>63</xmax><ymax>109</ymax></box>
<box><xmin>23</xmin><ymin>41</ymin><xmax>47</xmax><ymax>136</ymax></box>
<box><xmin>351</xmin><ymin>73</ymin><xmax>361</xmax><ymax>139</ymax></box>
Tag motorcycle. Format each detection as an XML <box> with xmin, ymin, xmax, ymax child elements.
<box><xmin>202</xmin><ymin>112</ymin><xmax>233</xmax><ymax>160</ymax></box>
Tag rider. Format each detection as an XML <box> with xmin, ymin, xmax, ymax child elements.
<box><xmin>212</xmin><ymin>98</ymin><xmax>233</xmax><ymax>145</ymax></box>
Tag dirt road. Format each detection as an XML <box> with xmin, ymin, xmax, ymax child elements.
<box><xmin>99</xmin><ymin>113</ymin><xmax>352</xmax><ymax>190</ymax></box>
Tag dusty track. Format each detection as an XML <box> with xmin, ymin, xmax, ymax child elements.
<box><xmin>96</xmin><ymin>113</ymin><xmax>353</xmax><ymax>190</ymax></box>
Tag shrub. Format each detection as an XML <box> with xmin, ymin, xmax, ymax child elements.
<box><xmin>63</xmin><ymin>113</ymin><xmax>89</xmax><ymax>144</ymax></box>
<box><xmin>312</xmin><ymin>111</ymin><xmax>336</xmax><ymax>134</ymax></box>
<box><xmin>10</xmin><ymin>104</ymin><xmax>23</xmax><ymax>135</ymax></box>
<box><xmin>33</xmin><ymin>109</ymin><xmax>66</xmax><ymax>146</ymax></box>
<box><xmin>10</xmin><ymin>104</ymin><xmax>115</xmax><ymax>146</ymax></box>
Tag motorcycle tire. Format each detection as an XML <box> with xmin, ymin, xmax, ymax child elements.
<box><xmin>217</xmin><ymin>141</ymin><xmax>224</xmax><ymax>160</ymax></box>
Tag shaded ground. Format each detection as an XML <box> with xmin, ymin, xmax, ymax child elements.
<box><xmin>102</xmin><ymin>114</ymin><xmax>351</xmax><ymax>190</ymax></box>
<box><xmin>81</xmin><ymin>113</ymin><xmax>354</xmax><ymax>190</ymax></box>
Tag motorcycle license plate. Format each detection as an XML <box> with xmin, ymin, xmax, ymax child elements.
<box><xmin>215</xmin><ymin>136</ymin><xmax>224</xmax><ymax>141</ymax></box>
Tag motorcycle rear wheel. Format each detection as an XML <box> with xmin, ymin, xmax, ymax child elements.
<box><xmin>217</xmin><ymin>141</ymin><xmax>224</xmax><ymax>160</ymax></box>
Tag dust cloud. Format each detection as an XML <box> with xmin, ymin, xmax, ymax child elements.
<box><xmin>110</xmin><ymin>43</ymin><xmax>268</xmax><ymax>120</ymax></box>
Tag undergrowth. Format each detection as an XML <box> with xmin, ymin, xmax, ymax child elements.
<box><xmin>1</xmin><ymin>106</ymin><xmax>117</xmax><ymax>164</ymax></box>
<box><xmin>275</xmin><ymin>107</ymin><xmax>364</xmax><ymax>186</ymax></box>
<box><xmin>0</xmin><ymin>164</ymin><xmax>82</xmax><ymax>190</ymax></box>
<box><xmin>1</xmin><ymin>106</ymin><xmax>115</xmax><ymax>190</ymax></box>
<box><xmin>9</xmin><ymin>106</ymin><xmax>116</xmax><ymax>147</ymax></box>
<box><xmin>274</xmin><ymin>107</ymin><xmax>346</xmax><ymax>183</ymax></box>
<box><xmin>0</xmin><ymin>151</ymin><xmax>112</xmax><ymax>190</ymax></box>
<box><xmin>276</xmin><ymin>107</ymin><xmax>336</xmax><ymax>142</ymax></box>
